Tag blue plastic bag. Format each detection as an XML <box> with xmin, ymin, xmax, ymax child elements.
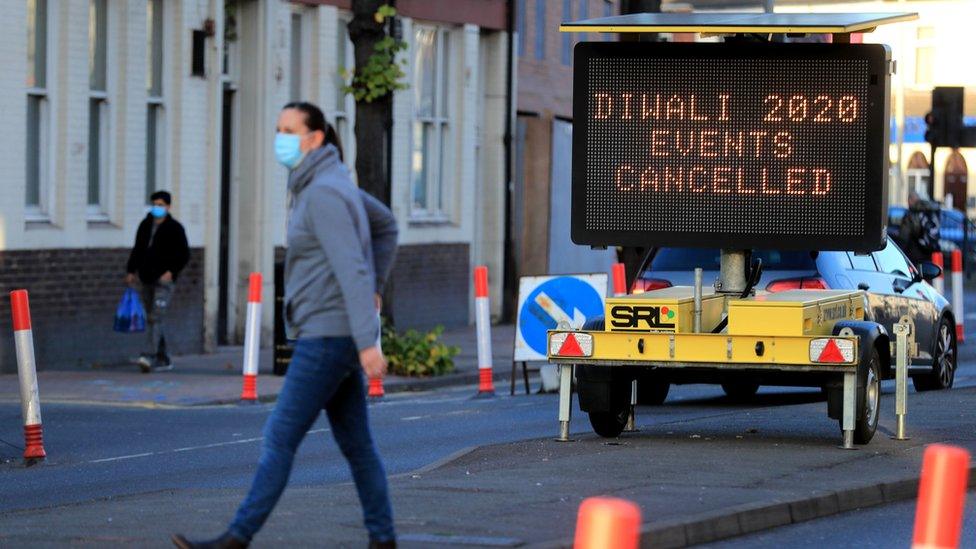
<box><xmin>114</xmin><ymin>288</ymin><xmax>147</xmax><ymax>333</ymax></box>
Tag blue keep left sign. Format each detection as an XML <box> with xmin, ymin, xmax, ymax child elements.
<box><xmin>514</xmin><ymin>274</ymin><xmax>608</xmax><ymax>362</ymax></box>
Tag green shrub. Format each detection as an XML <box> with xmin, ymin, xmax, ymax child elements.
<box><xmin>381</xmin><ymin>321</ymin><xmax>459</xmax><ymax>377</ymax></box>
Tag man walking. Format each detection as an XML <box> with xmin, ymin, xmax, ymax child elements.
<box><xmin>125</xmin><ymin>191</ymin><xmax>190</xmax><ymax>372</ymax></box>
<box><xmin>898</xmin><ymin>191</ymin><xmax>941</xmax><ymax>266</ymax></box>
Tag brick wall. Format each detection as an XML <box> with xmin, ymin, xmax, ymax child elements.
<box><xmin>389</xmin><ymin>243</ymin><xmax>471</xmax><ymax>330</ymax></box>
<box><xmin>0</xmin><ymin>248</ymin><xmax>205</xmax><ymax>373</ymax></box>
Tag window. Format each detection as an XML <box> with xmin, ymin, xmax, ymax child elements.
<box><xmin>848</xmin><ymin>252</ymin><xmax>878</xmax><ymax>272</ymax></box>
<box><xmin>578</xmin><ymin>0</ymin><xmax>588</xmax><ymax>42</ymax></box>
<box><xmin>88</xmin><ymin>0</ymin><xmax>109</xmax><ymax>216</ymax></box>
<box><xmin>290</xmin><ymin>13</ymin><xmax>302</xmax><ymax>101</ymax></box>
<box><xmin>915</xmin><ymin>26</ymin><xmax>935</xmax><ymax>86</ymax></box>
<box><xmin>410</xmin><ymin>26</ymin><xmax>451</xmax><ymax>220</ymax></box>
<box><xmin>906</xmin><ymin>170</ymin><xmax>930</xmax><ymax>197</ymax></box>
<box><xmin>516</xmin><ymin>0</ymin><xmax>526</xmax><ymax>57</ymax></box>
<box><xmin>561</xmin><ymin>0</ymin><xmax>572</xmax><ymax>65</ymax></box>
<box><xmin>873</xmin><ymin>240</ymin><xmax>916</xmax><ymax>278</ymax></box>
<box><xmin>26</xmin><ymin>0</ymin><xmax>49</xmax><ymax>216</ymax></box>
<box><xmin>146</xmin><ymin>0</ymin><xmax>165</xmax><ymax>202</ymax></box>
<box><xmin>331</xmin><ymin>16</ymin><xmax>355</xmax><ymax>169</ymax></box>
<box><xmin>534</xmin><ymin>0</ymin><xmax>545</xmax><ymax>60</ymax></box>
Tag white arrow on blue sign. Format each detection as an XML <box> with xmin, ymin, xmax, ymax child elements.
<box><xmin>514</xmin><ymin>274</ymin><xmax>608</xmax><ymax>362</ymax></box>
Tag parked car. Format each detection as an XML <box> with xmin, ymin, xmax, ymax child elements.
<box><xmin>631</xmin><ymin>238</ymin><xmax>957</xmax><ymax>403</ymax></box>
<box><xmin>887</xmin><ymin>205</ymin><xmax>976</xmax><ymax>264</ymax></box>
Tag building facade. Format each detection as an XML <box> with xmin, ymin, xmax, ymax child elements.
<box><xmin>512</xmin><ymin>0</ymin><xmax>621</xmax><ymax>312</ymax></box>
<box><xmin>776</xmin><ymin>0</ymin><xmax>976</xmax><ymax>210</ymax></box>
<box><xmin>0</xmin><ymin>0</ymin><xmax>511</xmax><ymax>373</ymax></box>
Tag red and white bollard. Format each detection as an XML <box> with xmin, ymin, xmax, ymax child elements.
<box><xmin>912</xmin><ymin>444</ymin><xmax>970</xmax><ymax>549</ymax></box>
<box><xmin>10</xmin><ymin>290</ymin><xmax>46</xmax><ymax>461</ymax></box>
<box><xmin>932</xmin><ymin>251</ymin><xmax>945</xmax><ymax>295</ymax></box>
<box><xmin>240</xmin><ymin>273</ymin><xmax>262</xmax><ymax>402</ymax></box>
<box><xmin>474</xmin><ymin>266</ymin><xmax>495</xmax><ymax>396</ymax></box>
<box><xmin>612</xmin><ymin>263</ymin><xmax>627</xmax><ymax>297</ymax></box>
<box><xmin>951</xmin><ymin>249</ymin><xmax>964</xmax><ymax>344</ymax></box>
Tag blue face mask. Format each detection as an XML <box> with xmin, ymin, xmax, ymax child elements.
<box><xmin>274</xmin><ymin>133</ymin><xmax>305</xmax><ymax>169</ymax></box>
<box><xmin>150</xmin><ymin>205</ymin><xmax>167</xmax><ymax>218</ymax></box>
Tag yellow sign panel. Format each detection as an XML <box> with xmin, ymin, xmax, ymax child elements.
<box><xmin>728</xmin><ymin>290</ymin><xmax>865</xmax><ymax>337</ymax></box>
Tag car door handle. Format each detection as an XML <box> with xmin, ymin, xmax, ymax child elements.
<box><xmin>858</xmin><ymin>283</ymin><xmax>870</xmax><ymax>291</ymax></box>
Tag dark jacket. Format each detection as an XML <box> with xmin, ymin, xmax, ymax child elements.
<box><xmin>284</xmin><ymin>145</ymin><xmax>398</xmax><ymax>350</ymax></box>
<box><xmin>126</xmin><ymin>215</ymin><xmax>190</xmax><ymax>284</ymax></box>
<box><xmin>898</xmin><ymin>200</ymin><xmax>940</xmax><ymax>265</ymax></box>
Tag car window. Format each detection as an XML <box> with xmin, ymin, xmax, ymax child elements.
<box><xmin>647</xmin><ymin>248</ymin><xmax>817</xmax><ymax>272</ymax></box>
<box><xmin>847</xmin><ymin>252</ymin><xmax>877</xmax><ymax>272</ymax></box>
<box><xmin>872</xmin><ymin>240</ymin><xmax>915</xmax><ymax>279</ymax></box>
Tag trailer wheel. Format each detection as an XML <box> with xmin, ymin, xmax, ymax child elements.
<box><xmin>588</xmin><ymin>408</ymin><xmax>629</xmax><ymax>438</ymax></box>
<box><xmin>840</xmin><ymin>348</ymin><xmax>881</xmax><ymax>445</ymax></box>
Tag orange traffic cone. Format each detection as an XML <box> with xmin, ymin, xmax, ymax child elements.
<box><xmin>574</xmin><ymin>497</ymin><xmax>641</xmax><ymax>549</ymax></box>
<box><xmin>913</xmin><ymin>444</ymin><xmax>971</xmax><ymax>549</ymax></box>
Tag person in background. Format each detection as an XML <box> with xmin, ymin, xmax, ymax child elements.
<box><xmin>899</xmin><ymin>190</ymin><xmax>941</xmax><ymax>266</ymax></box>
<box><xmin>172</xmin><ymin>101</ymin><xmax>398</xmax><ymax>549</ymax></box>
<box><xmin>125</xmin><ymin>190</ymin><xmax>190</xmax><ymax>372</ymax></box>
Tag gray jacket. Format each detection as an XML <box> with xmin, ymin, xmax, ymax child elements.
<box><xmin>284</xmin><ymin>145</ymin><xmax>398</xmax><ymax>350</ymax></box>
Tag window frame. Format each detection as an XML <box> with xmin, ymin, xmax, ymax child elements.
<box><xmin>561</xmin><ymin>0</ymin><xmax>573</xmax><ymax>65</ymax></box>
<box><xmin>847</xmin><ymin>251</ymin><xmax>879</xmax><ymax>273</ymax></box>
<box><xmin>408</xmin><ymin>24</ymin><xmax>453</xmax><ymax>223</ymax></box>
<box><xmin>873</xmin><ymin>240</ymin><xmax>917</xmax><ymax>279</ymax></box>
<box><xmin>534</xmin><ymin>0</ymin><xmax>546</xmax><ymax>60</ymax></box>
<box><xmin>914</xmin><ymin>25</ymin><xmax>936</xmax><ymax>87</ymax></box>
<box><xmin>26</xmin><ymin>0</ymin><xmax>51</xmax><ymax>221</ymax></box>
<box><xmin>87</xmin><ymin>0</ymin><xmax>112</xmax><ymax>221</ymax></box>
<box><xmin>146</xmin><ymin>0</ymin><xmax>166</xmax><ymax>203</ymax></box>
<box><xmin>330</xmin><ymin>13</ymin><xmax>357</xmax><ymax>171</ymax></box>
<box><xmin>290</xmin><ymin>11</ymin><xmax>303</xmax><ymax>101</ymax></box>
<box><xmin>516</xmin><ymin>0</ymin><xmax>526</xmax><ymax>57</ymax></box>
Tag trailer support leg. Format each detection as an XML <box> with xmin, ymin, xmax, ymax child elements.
<box><xmin>624</xmin><ymin>380</ymin><xmax>637</xmax><ymax>432</ymax></box>
<box><xmin>892</xmin><ymin>317</ymin><xmax>913</xmax><ymax>440</ymax></box>
<box><xmin>841</xmin><ymin>370</ymin><xmax>856</xmax><ymax>449</ymax></box>
<box><xmin>557</xmin><ymin>364</ymin><xmax>573</xmax><ymax>442</ymax></box>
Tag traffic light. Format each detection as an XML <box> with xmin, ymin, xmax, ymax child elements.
<box><xmin>924</xmin><ymin>110</ymin><xmax>945</xmax><ymax>146</ymax></box>
<box><xmin>926</xmin><ymin>87</ymin><xmax>964</xmax><ymax>148</ymax></box>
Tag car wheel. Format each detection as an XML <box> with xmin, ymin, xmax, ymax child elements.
<box><xmin>912</xmin><ymin>317</ymin><xmax>956</xmax><ymax>392</ymax></box>
<box><xmin>637</xmin><ymin>377</ymin><xmax>670</xmax><ymax>405</ymax></box>
<box><xmin>844</xmin><ymin>348</ymin><xmax>881</xmax><ymax>445</ymax></box>
<box><xmin>588</xmin><ymin>408</ymin><xmax>629</xmax><ymax>438</ymax></box>
<box><xmin>912</xmin><ymin>317</ymin><xmax>957</xmax><ymax>392</ymax></box>
<box><xmin>721</xmin><ymin>382</ymin><xmax>760</xmax><ymax>402</ymax></box>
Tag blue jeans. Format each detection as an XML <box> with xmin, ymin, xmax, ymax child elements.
<box><xmin>229</xmin><ymin>337</ymin><xmax>395</xmax><ymax>543</ymax></box>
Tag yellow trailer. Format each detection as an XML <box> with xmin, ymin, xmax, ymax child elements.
<box><xmin>550</xmin><ymin>11</ymin><xmax>919</xmax><ymax>448</ymax></box>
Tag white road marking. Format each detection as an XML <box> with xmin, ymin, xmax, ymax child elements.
<box><xmin>401</xmin><ymin>415</ymin><xmax>428</xmax><ymax>421</ymax></box>
<box><xmin>965</xmin><ymin>313</ymin><xmax>976</xmax><ymax>321</ymax></box>
<box><xmin>88</xmin><ymin>428</ymin><xmax>330</xmax><ymax>464</ymax></box>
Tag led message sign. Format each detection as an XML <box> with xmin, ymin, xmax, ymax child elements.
<box><xmin>572</xmin><ymin>42</ymin><xmax>890</xmax><ymax>251</ymax></box>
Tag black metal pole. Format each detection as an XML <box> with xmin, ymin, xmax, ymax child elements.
<box><xmin>502</xmin><ymin>0</ymin><xmax>517</xmax><ymax>321</ymax></box>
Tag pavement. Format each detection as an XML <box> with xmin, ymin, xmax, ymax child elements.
<box><xmin>0</xmin><ymin>324</ymin><xmax>520</xmax><ymax>407</ymax></box>
<box><xmin>2</xmin><ymin>381</ymin><xmax>976</xmax><ymax>547</ymax></box>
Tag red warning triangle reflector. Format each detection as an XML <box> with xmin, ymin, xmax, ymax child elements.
<box><xmin>557</xmin><ymin>333</ymin><xmax>585</xmax><ymax>357</ymax></box>
<box><xmin>818</xmin><ymin>339</ymin><xmax>846</xmax><ymax>363</ymax></box>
